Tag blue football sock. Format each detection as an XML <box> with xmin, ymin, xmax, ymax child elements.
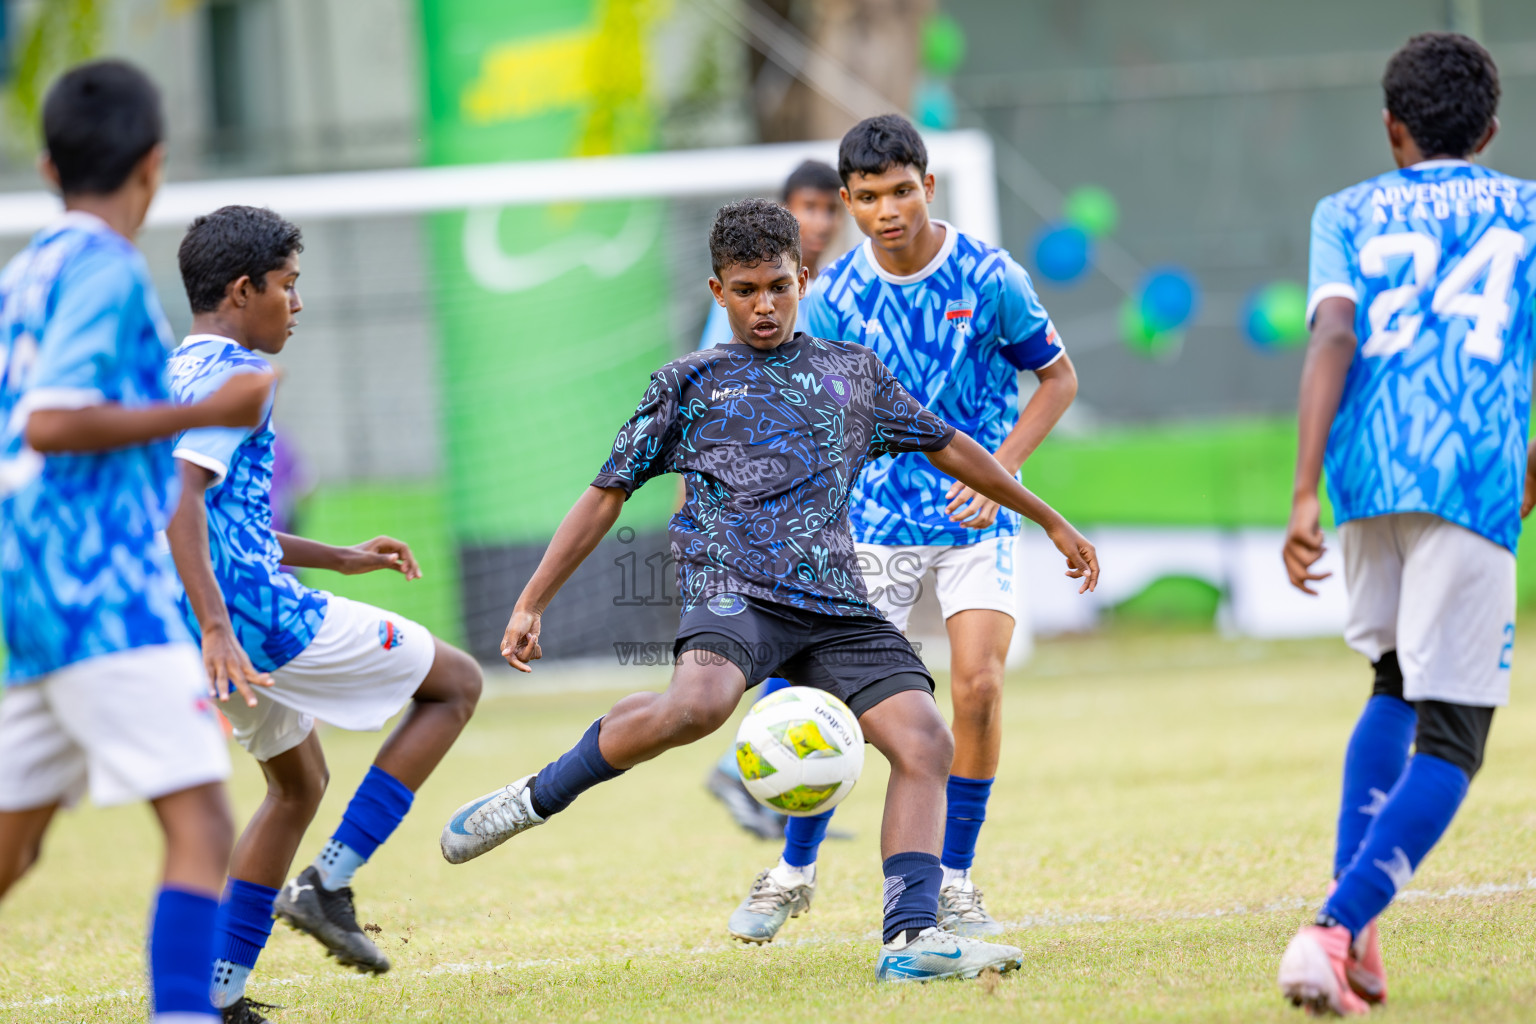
<box><xmin>761</xmin><ymin>677</ymin><xmax>792</xmax><ymax>696</ymax></box>
<box><xmin>1323</xmin><ymin>753</ymin><xmax>1469</xmax><ymax>936</ymax></box>
<box><xmin>942</xmin><ymin>775</ymin><xmax>994</xmax><ymax>872</ymax></box>
<box><xmin>209</xmin><ymin>879</ymin><xmax>278</xmax><ymax>1009</ymax></box>
<box><xmin>782</xmin><ymin>810</ymin><xmax>833</xmax><ymax>867</ymax></box>
<box><xmin>316</xmin><ymin>764</ymin><xmax>414</xmax><ymax>891</ymax></box>
<box><xmin>530</xmin><ymin>718</ymin><xmax>625</xmax><ymax>818</ymax></box>
<box><xmin>149</xmin><ymin>886</ymin><xmax>219</xmax><ymax>1020</ymax></box>
<box><xmin>1334</xmin><ymin>695</ymin><xmax>1416</xmax><ymax>877</ymax></box>
<box><xmin>881</xmin><ymin>851</ymin><xmax>941</xmax><ymax>943</ymax></box>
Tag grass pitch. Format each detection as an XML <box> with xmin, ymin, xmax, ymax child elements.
<box><xmin>4</xmin><ymin>627</ymin><xmax>1536</xmax><ymax>1022</ymax></box>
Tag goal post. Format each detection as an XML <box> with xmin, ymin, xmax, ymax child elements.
<box><xmin>0</xmin><ymin>132</ymin><xmax>1015</xmax><ymax>666</ymax></box>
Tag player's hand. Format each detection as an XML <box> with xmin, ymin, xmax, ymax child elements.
<box><xmin>342</xmin><ymin>536</ymin><xmax>421</xmax><ymax>579</ymax></box>
<box><xmin>200</xmin><ymin>370</ymin><xmax>279</xmax><ymax>428</ymax></box>
<box><xmin>1523</xmin><ymin>442</ymin><xmax>1536</xmax><ymax>518</ymax></box>
<box><xmin>1046</xmin><ymin>519</ymin><xmax>1098</xmax><ymax>594</ymax></box>
<box><xmin>1282</xmin><ymin>493</ymin><xmax>1330</xmax><ymax>595</ymax></box>
<box><xmin>501</xmin><ymin>608</ymin><xmax>543</xmax><ymax>672</ymax></box>
<box><xmin>944</xmin><ymin>482</ymin><xmax>1000</xmax><ymax>530</ymax></box>
<box><xmin>201</xmin><ymin>622</ymin><xmax>271</xmax><ymax>708</ymax></box>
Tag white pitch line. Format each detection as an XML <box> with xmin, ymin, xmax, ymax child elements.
<box><xmin>5</xmin><ymin>878</ymin><xmax>1534</xmax><ymax>1011</ymax></box>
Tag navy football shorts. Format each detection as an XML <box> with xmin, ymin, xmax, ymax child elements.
<box><xmin>673</xmin><ymin>593</ymin><xmax>934</xmax><ymax>718</ymax></box>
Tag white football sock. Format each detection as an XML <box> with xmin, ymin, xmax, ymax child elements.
<box><xmin>769</xmin><ymin>857</ymin><xmax>815</xmax><ymax>887</ymax></box>
<box><xmin>941</xmin><ymin>865</ymin><xmax>971</xmax><ymax>888</ymax></box>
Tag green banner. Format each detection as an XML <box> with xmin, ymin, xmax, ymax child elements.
<box><xmin>418</xmin><ymin>0</ymin><xmax>676</xmax><ymax>545</ymax></box>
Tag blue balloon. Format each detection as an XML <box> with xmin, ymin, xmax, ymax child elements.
<box><xmin>913</xmin><ymin>78</ymin><xmax>957</xmax><ymax>130</ymax></box>
<box><xmin>1034</xmin><ymin>224</ymin><xmax>1090</xmax><ymax>284</ymax></box>
<box><xmin>1139</xmin><ymin>267</ymin><xmax>1198</xmax><ymax>332</ymax></box>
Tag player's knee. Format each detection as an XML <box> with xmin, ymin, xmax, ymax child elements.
<box><xmin>441</xmin><ymin>645</ymin><xmax>483</xmax><ymax>717</ymax></box>
<box><xmin>270</xmin><ymin>768</ymin><xmax>327</xmax><ymax>817</ymax></box>
<box><xmin>1414</xmin><ymin>699</ymin><xmax>1494</xmax><ymax>779</ymax></box>
<box><xmin>889</xmin><ymin>712</ymin><xmax>954</xmax><ymax>779</ymax></box>
<box><xmin>951</xmin><ymin>665</ymin><xmax>1005</xmax><ymax>725</ymax></box>
<box><xmin>659</xmin><ymin>687</ymin><xmax>737</xmax><ymax>745</ymax></box>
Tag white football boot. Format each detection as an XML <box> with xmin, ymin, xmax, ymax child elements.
<box><xmin>875</xmin><ymin>927</ymin><xmax>1023</xmax><ymax>982</ymax></box>
<box><xmin>440</xmin><ymin>774</ymin><xmax>545</xmax><ymax>864</ymax></box>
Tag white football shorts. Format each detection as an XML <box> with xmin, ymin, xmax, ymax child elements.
<box><xmin>856</xmin><ymin>536</ymin><xmax>1018</xmax><ymax>633</ymax></box>
<box><xmin>1341</xmin><ymin>512</ymin><xmax>1516</xmax><ymax>707</ymax></box>
<box><xmin>221</xmin><ymin>594</ymin><xmax>437</xmax><ymax>762</ymax></box>
<box><xmin>0</xmin><ymin>643</ymin><xmax>230</xmax><ymax>811</ymax></box>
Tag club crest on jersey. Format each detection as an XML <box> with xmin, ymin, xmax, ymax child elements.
<box><xmin>823</xmin><ymin>374</ymin><xmax>851</xmax><ymax>406</ymax></box>
<box><xmin>707</xmin><ymin>593</ymin><xmax>749</xmax><ymax>616</ymax></box>
<box><xmin>379</xmin><ymin>620</ymin><xmax>405</xmax><ymax>651</ymax></box>
<box><xmin>945</xmin><ymin>300</ymin><xmax>974</xmax><ymax>334</ymax></box>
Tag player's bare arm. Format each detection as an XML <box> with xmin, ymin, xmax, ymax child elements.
<box><xmin>166</xmin><ymin>460</ymin><xmax>272</xmax><ymax>707</ymax></box>
<box><xmin>501</xmin><ymin>485</ymin><xmax>627</xmax><ymax>671</ymax></box>
<box><xmin>25</xmin><ymin>369</ymin><xmax>275</xmax><ymax>453</ymax></box>
<box><xmin>273</xmin><ymin>533</ymin><xmax>422</xmax><ymax>579</ymax></box>
<box><xmin>1284</xmin><ymin>296</ymin><xmax>1356</xmax><ymax>594</ymax></box>
<box><xmin>1523</xmin><ymin>439</ymin><xmax>1536</xmax><ymax>518</ymax></box>
<box><xmin>946</xmin><ymin>352</ymin><xmax>1079</xmax><ymax>529</ymax></box>
<box><xmin>926</xmin><ymin>429</ymin><xmax>1098</xmax><ymax>592</ymax></box>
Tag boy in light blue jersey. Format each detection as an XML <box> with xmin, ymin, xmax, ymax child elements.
<box><xmin>1279</xmin><ymin>34</ymin><xmax>1536</xmax><ymax>1016</ymax></box>
<box><xmin>163</xmin><ymin>207</ymin><xmax>482</xmax><ymax>1022</ymax></box>
<box><xmin>724</xmin><ymin>114</ymin><xmax>1078</xmax><ymax>945</ymax></box>
<box><xmin>0</xmin><ymin>62</ymin><xmax>273</xmax><ymax>1024</ymax></box>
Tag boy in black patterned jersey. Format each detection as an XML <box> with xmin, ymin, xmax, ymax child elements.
<box><xmin>439</xmin><ymin>199</ymin><xmax>1098</xmax><ymax>982</ymax></box>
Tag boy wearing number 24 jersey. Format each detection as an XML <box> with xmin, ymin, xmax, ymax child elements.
<box><xmin>1280</xmin><ymin>33</ymin><xmax>1536</xmax><ymax>1016</ymax></box>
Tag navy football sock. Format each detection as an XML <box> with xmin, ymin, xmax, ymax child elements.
<box><xmin>530</xmin><ymin>718</ymin><xmax>625</xmax><ymax>818</ymax></box>
<box><xmin>317</xmin><ymin>764</ymin><xmax>414</xmax><ymax>891</ymax></box>
<box><xmin>881</xmin><ymin>851</ymin><xmax>941</xmax><ymax>943</ymax></box>
<box><xmin>210</xmin><ymin>879</ymin><xmax>278</xmax><ymax>1008</ymax></box>
<box><xmin>1334</xmin><ymin>695</ymin><xmax>1416</xmax><ymax>876</ymax></box>
<box><xmin>1323</xmin><ymin>753</ymin><xmax>1469</xmax><ymax>936</ymax></box>
<box><xmin>941</xmin><ymin>775</ymin><xmax>994</xmax><ymax>872</ymax></box>
<box><xmin>782</xmin><ymin>810</ymin><xmax>832</xmax><ymax>867</ymax></box>
<box><xmin>149</xmin><ymin>886</ymin><xmax>219</xmax><ymax>1020</ymax></box>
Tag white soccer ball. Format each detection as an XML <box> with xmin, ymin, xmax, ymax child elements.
<box><xmin>734</xmin><ymin>686</ymin><xmax>865</xmax><ymax>817</ymax></box>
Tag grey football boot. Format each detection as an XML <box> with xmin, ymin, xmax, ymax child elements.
<box><xmin>727</xmin><ymin>867</ymin><xmax>815</xmax><ymax>944</ymax></box>
<box><xmin>938</xmin><ymin>877</ymin><xmax>1008</xmax><ymax>937</ymax></box>
<box><xmin>272</xmin><ymin>865</ymin><xmax>390</xmax><ymax>974</ymax></box>
<box><xmin>440</xmin><ymin>774</ymin><xmax>546</xmax><ymax>864</ymax></box>
<box><xmin>875</xmin><ymin>927</ymin><xmax>1023</xmax><ymax>982</ymax></box>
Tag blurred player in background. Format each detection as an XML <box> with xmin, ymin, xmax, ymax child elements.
<box><xmin>700</xmin><ymin>158</ymin><xmax>848</xmax><ymax>840</ymax></box>
<box><xmin>1279</xmin><ymin>33</ymin><xmax>1536</xmax><ymax>1016</ymax></box>
<box><xmin>164</xmin><ymin>206</ymin><xmax>482</xmax><ymax>1022</ymax></box>
<box><xmin>724</xmin><ymin>113</ymin><xmax>1078</xmax><ymax>945</ymax></box>
<box><xmin>0</xmin><ymin>62</ymin><xmax>273</xmax><ymax>1024</ymax></box>
<box><xmin>439</xmin><ymin>198</ymin><xmax>1099</xmax><ymax>982</ymax></box>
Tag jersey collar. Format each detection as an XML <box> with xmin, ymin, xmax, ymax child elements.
<box><xmin>1408</xmin><ymin>158</ymin><xmax>1472</xmax><ymax>170</ymax></box>
<box><xmin>177</xmin><ymin>333</ymin><xmax>243</xmax><ymax>351</ymax></box>
<box><xmin>860</xmin><ymin>219</ymin><xmax>957</xmax><ymax>286</ymax></box>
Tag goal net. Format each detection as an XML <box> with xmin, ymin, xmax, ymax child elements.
<box><xmin>0</xmin><ymin>131</ymin><xmax>1011</xmax><ymax>666</ymax></box>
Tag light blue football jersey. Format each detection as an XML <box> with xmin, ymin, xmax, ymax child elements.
<box><xmin>168</xmin><ymin>335</ymin><xmax>328</xmax><ymax>671</ymax></box>
<box><xmin>1308</xmin><ymin>160</ymin><xmax>1536</xmax><ymax>553</ymax></box>
<box><xmin>801</xmin><ymin>222</ymin><xmax>1063</xmax><ymax>546</ymax></box>
<box><xmin>0</xmin><ymin>213</ymin><xmax>190</xmax><ymax>684</ymax></box>
<box><xmin>698</xmin><ymin>300</ymin><xmax>732</xmax><ymax>350</ymax></box>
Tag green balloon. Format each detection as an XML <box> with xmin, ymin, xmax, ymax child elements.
<box><xmin>1121</xmin><ymin>299</ymin><xmax>1180</xmax><ymax>358</ymax></box>
<box><xmin>1258</xmin><ymin>281</ymin><xmax>1308</xmax><ymax>347</ymax></box>
<box><xmin>921</xmin><ymin>14</ymin><xmax>967</xmax><ymax>76</ymax></box>
<box><xmin>1063</xmin><ymin>185</ymin><xmax>1118</xmax><ymax>239</ymax></box>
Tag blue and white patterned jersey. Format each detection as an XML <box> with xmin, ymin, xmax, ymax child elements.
<box><xmin>802</xmin><ymin>222</ymin><xmax>1063</xmax><ymax>546</ymax></box>
<box><xmin>0</xmin><ymin>213</ymin><xmax>190</xmax><ymax>684</ymax></box>
<box><xmin>1308</xmin><ymin>160</ymin><xmax>1536</xmax><ymax>553</ymax></box>
<box><xmin>168</xmin><ymin>335</ymin><xmax>328</xmax><ymax>671</ymax></box>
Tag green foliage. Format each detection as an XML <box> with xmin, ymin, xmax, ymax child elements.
<box><xmin>5</xmin><ymin>0</ymin><xmax>105</xmax><ymax>151</ymax></box>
